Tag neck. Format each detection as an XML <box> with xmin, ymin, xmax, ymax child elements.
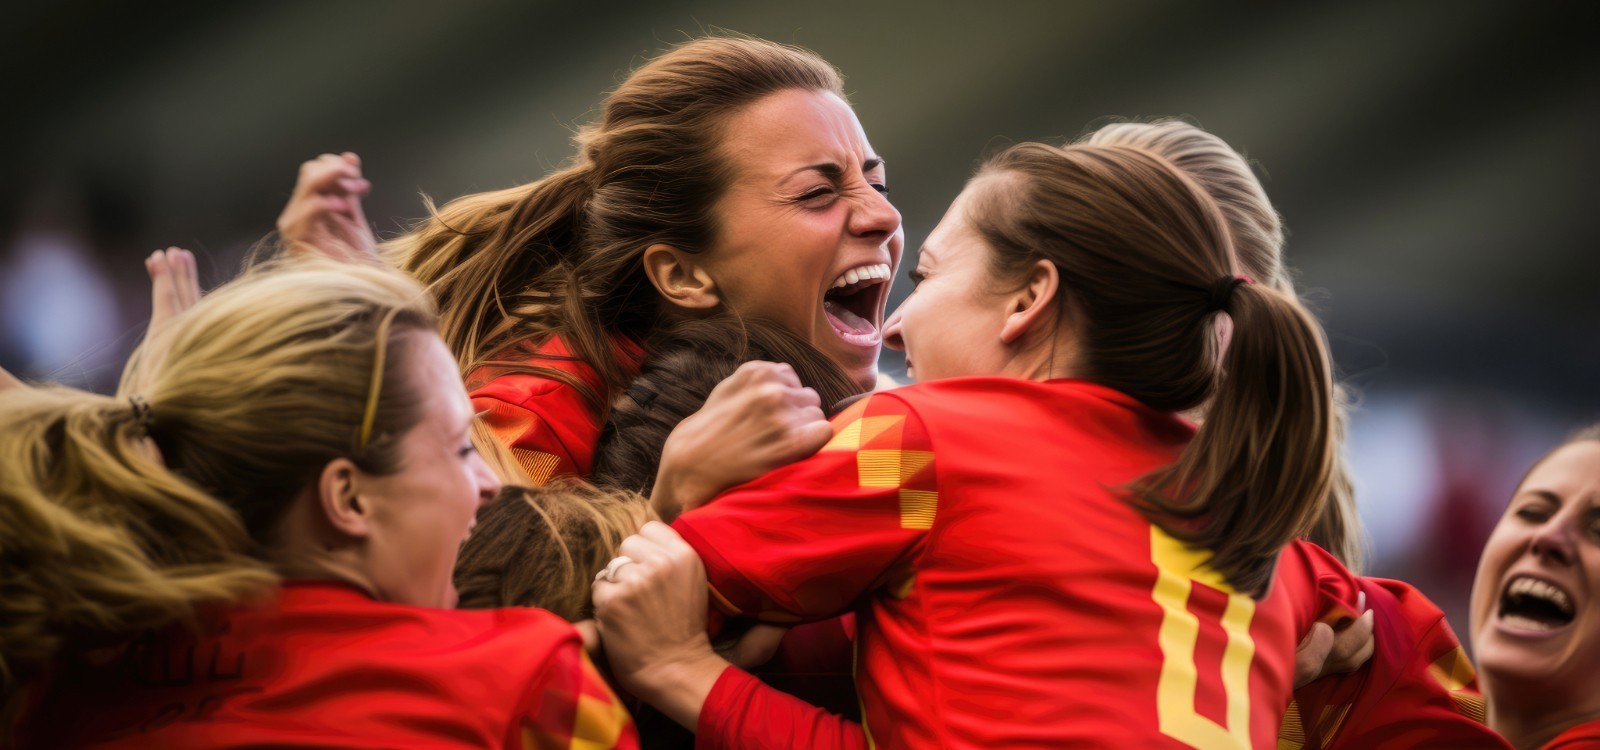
<box><xmin>1489</xmin><ymin>690</ymin><xmax>1600</xmax><ymax>749</ymax></box>
<box><xmin>268</xmin><ymin>495</ymin><xmax>379</xmax><ymax>599</ymax></box>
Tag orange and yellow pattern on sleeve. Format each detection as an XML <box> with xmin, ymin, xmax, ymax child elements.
<box><xmin>519</xmin><ymin>646</ymin><xmax>638</xmax><ymax>750</ymax></box>
<box><xmin>674</xmin><ymin>393</ymin><xmax>939</xmax><ymax>624</ymax></box>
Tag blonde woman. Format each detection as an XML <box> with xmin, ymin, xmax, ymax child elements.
<box><xmin>1</xmin><ymin>261</ymin><xmax>636</xmax><ymax>748</ymax></box>
<box><xmin>1473</xmin><ymin>425</ymin><xmax>1600</xmax><ymax>749</ymax></box>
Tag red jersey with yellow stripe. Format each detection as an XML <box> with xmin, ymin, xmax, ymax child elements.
<box><xmin>20</xmin><ymin>581</ymin><xmax>637</xmax><ymax>749</ymax></box>
<box><xmin>467</xmin><ymin>336</ymin><xmax>643</xmax><ymax>485</ymax></box>
<box><xmin>1282</xmin><ymin>576</ymin><xmax>1509</xmax><ymax>749</ymax></box>
<box><xmin>674</xmin><ymin>377</ymin><xmax>1351</xmax><ymax>749</ymax></box>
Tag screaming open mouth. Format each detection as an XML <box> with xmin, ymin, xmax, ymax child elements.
<box><xmin>824</xmin><ymin>262</ymin><xmax>891</xmax><ymax>347</ymax></box>
<box><xmin>1499</xmin><ymin>574</ymin><xmax>1576</xmax><ymax>632</ymax></box>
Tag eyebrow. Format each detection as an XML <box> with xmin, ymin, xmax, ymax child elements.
<box><xmin>786</xmin><ymin>157</ymin><xmax>886</xmax><ymax>181</ymax></box>
<box><xmin>1516</xmin><ymin>489</ymin><xmax>1562</xmax><ymax>505</ymax></box>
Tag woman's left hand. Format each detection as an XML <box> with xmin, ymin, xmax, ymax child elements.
<box><xmin>591</xmin><ymin>521</ymin><xmax>728</xmax><ymax>729</ymax></box>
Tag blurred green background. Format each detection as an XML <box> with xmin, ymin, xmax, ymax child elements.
<box><xmin>3</xmin><ymin>0</ymin><xmax>1597</xmax><ymax>640</ymax></box>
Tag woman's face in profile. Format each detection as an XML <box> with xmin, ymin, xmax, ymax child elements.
<box><xmin>1471</xmin><ymin>439</ymin><xmax>1600</xmax><ymax>697</ymax></box>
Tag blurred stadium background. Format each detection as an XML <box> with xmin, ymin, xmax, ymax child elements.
<box><xmin>3</xmin><ymin>0</ymin><xmax>1596</xmax><ymax>645</ymax></box>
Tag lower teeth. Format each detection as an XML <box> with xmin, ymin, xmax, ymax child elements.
<box><xmin>1503</xmin><ymin>613</ymin><xmax>1560</xmax><ymax>631</ymax></box>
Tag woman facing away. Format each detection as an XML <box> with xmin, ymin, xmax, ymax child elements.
<box><xmin>1472</xmin><ymin>424</ymin><xmax>1600</xmax><ymax>749</ymax></box>
<box><xmin>278</xmin><ymin>35</ymin><xmax>902</xmax><ymax>485</ymax></box>
<box><xmin>1087</xmin><ymin>120</ymin><xmax>1503</xmax><ymax>749</ymax></box>
<box><xmin>589</xmin><ymin>139</ymin><xmax>1354</xmax><ymax>748</ymax></box>
<box><xmin>0</xmin><ymin>260</ymin><xmax>636</xmax><ymax>748</ymax></box>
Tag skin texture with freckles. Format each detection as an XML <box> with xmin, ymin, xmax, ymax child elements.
<box><xmin>1471</xmin><ymin>439</ymin><xmax>1600</xmax><ymax>749</ymax></box>
<box><xmin>699</xmin><ymin>89</ymin><xmax>903</xmax><ymax>391</ymax></box>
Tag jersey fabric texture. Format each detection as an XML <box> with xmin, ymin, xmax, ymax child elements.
<box><xmin>674</xmin><ymin>377</ymin><xmax>1354</xmax><ymax>749</ymax></box>
<box><xmin>20</xmin><ymin>580</ymin><xmax>638</xmax><ymax>749</ymax></box>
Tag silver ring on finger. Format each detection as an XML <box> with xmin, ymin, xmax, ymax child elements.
<box><xmin>595</xmin><ymin>555</ymin><xmax>635</xmax><ymax>584</ymax></box>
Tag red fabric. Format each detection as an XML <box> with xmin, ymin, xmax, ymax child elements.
<box><xmin>1284</xmin><ymin>574</ymin><xmax>1510</xmax><ymax>749</ymax></box>
<box><xmin>1546</xmin><ymin>721</ymin><xmax>1600</xmax><ymax>749</ymax></box>
<box><xmin>697</xmin><ymin>667</ymin><xmax>867</xmax><ymax>750</ymax></box>
<box><xmin>20</xmin><ymin>581</ymin><xmax>638</xmax><ymax>749</ymax></box>
<box><xmin>467</xmin><ymin>336</ymin><xmax>643</xmax><ymax>484</ymax></box>
<box><xmin>675</xmin><ymin>378</ymin><xmax>1353</xmax><ymax>749</ymax></box>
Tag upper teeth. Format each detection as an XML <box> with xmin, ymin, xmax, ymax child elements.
<box><xmin>831</xmin><ymin>263</ymin><xmax>891</xmax><ymax>289</ymax></box>
<box><xmin>1507</xmin><ymin>576</ymin><xmax>1574</xmax><ymax>614</ymax></box>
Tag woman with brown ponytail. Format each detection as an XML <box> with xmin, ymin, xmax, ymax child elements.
<box><xmin>593</xmin><ymin>140</ymin><xmax>1359</xmax><ymax>748</ymax></box>
<box><xmin>1086</xmin><ymin>120</ymin><xmax>1506</xmax><ymax>749</ymax></box>
<box><xmin>2</xmin><ymin>261</ymin><xmax>636</xmax><ymax>748</ymax></box>
<box><xmin>278</xmin><ymin>35</ymin><xmax>901</xmax><ymax>486</ymax></box>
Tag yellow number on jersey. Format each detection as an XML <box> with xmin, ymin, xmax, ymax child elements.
<box><xmin>1149</xmin><ymin>526</ymin><xmax>1257</xmax><ymax>749</ymax></box>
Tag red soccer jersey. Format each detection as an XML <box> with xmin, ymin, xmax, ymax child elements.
<box><xmin>674</xmin><ymin>377</ymin><xmax>1352</xmax><ymax>749</ymax></box>
<box><xmin>1282</xmin><ymin>575</ymin><xmax>1509</xmax><ymax>749</ymax></box>
<box><xmin>1546</xmin><ymin>721</ymin><xmax>1600</xmax><ymax>749</ymax></box>
<box><xmin>18</xmin><ymin>581</ymin><xmax>637</xmax><ymax>749</ymax></box>
<box><xmin>467</xmin><ymin>336</ymin><xmax>643</xmax><ymax>484</ymax></box>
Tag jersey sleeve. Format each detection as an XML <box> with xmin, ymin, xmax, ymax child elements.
<box><xmin>473</xmin><ymin>393</ymin><xmax>585</xmax><ymax>485</ymax></box>
<box><xmin>672</xmin><ymin>393</ymin><xmax>939</xmax><ymax>624</ymax></box>
<box><xmin>1283</xmin><ymin>577</ymin><xmax>1510</xmax><ymax>750</ymax></box>
<box><xmin>511</xmin><ymin>628</ymin><xmax>639</xmax><ymax>750</ymax></box>
<box><xmin>696</xmin><ymin>666</ymin><xmax>868</xmax><ymax>750</ymax></box>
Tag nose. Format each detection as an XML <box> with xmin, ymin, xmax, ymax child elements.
<box><xmin>1529</xmin><ymin>517</ymin><xmax>1576</xmax><ymax>565</ymax></box>
<box><xmin>849</xmin><ymin>185</ymin><xmax>902</xmax><ymax>241</ymax></box>
<box><xmin>883</xmin><ymin>307</ymin><xmax>906</xmax><ymax>351</ymax></box>
<box><xmin>472</xmin><ymin>453</ymin><xmax>502</xmax><ymax>507</ymax></box>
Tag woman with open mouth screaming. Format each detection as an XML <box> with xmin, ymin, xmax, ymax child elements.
<box><xmin>1472</xmin><ymin>424</ymin><xmax>1600</xmax><ymax>749</ymax></box>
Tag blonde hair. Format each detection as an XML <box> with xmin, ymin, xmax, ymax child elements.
<box><xmin>1082</xmin><ymin>120</ymin><xmax>1365</xmax><ymax>571</ymax></box>
<box><xmin>0</xmin><ymin>260</ymin><xmax>438</xmax><ymax>705</ymax></box>
<box><xmin>454</xmin><ymin>482</ymin><xmax>648</xmax><ymax>620</ymax></box>
<box><xmin>383</xmin><ymin>35</ymin><xmax>846</xmax><ymax>410</ymax></box>
<box><xmin>973</xmin><ymin>143</ymin><xmax>1336</xmax><ymax>596</ymax></box>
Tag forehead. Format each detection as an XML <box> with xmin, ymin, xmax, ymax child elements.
<box><xmin>920</xmin><ymin>183</ymin><xmax>992</xmax><ymax>264</ymax></box>
<box><xmin>1520</xmin><ymin>441</ymin><xmax>1600</xmax><ymax>497</ymax></box>
<box><xmin>405</xmin><ymin>332</ymin><xmax>474</xmax><ymax>426</ymax></box>
<box><xmin>718</xmin><ymin>89</ymin><xmax>875</xmax><ymax>174</ymax></box>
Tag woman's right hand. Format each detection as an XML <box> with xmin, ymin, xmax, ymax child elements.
<box><xmin>276</xmin><ymin>152</ymin><xmax>377</xmax><ymax>262</ymax></box>
<box><xmin>651</xmin><ymin>361</ymin><xmax>832</xmax><ymax>520</ymax></box>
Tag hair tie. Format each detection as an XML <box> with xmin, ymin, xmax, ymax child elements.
<box><xmin>1205</xmin><ymin>275</ymin><xmax>1254</xmax><ymax>313</ymax></box>
<box><xmin>128</xmin><ymin>395</ymin><xmax>154</xmax><ymax>431</ymax></box>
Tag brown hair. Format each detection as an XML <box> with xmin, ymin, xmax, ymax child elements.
<box><xmin>591</xmin><ymin>314</ymin><xmax>859</xmax><ymax>496</ymax></box>
<box><xmin>1083</xmin><ymin>120</ymin><xmax>1365</xmax><ymax>570</ymax></box>
<box><xmin>453</xmin><ymin>483</ymin><xmax>648</xmax><ymax>620</ymax></box>
<box><xmin>0</xmin><ymin>260</ymin><xmax>437</xmax><ymax>703</ymax></box>
<box><xmin>972</xmin><ymin>142</ymin><xmax>1336</xmax><ymax>596</ymax></box>
<box><xmin>385</xmin><ymin>36</ymin><xmax>846</xmax><ymax>412</ymax></box>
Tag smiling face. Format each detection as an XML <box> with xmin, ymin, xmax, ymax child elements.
<box><xmin>358</xmin><ymin>332</ymin><xmax>502</xmax><ymax>608</ymax></box>
<box><xmin>698</xmin><ymin>88</ymin><xmax>902</xmax><ymax>391</ymax></box>
<box><xmin>1470</xmin><ymin>439</ymin><xmax>1600</xmax><ymax>705</ymax></box>
<box><xmin>883</xmin><ymin>184</ymin><xmax>1016</xmax><ymax>382</ymax></box>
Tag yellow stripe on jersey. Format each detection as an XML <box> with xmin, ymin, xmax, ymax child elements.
<box><xmin>568</xmin><ymin>692</ymin><xmax>630</xmax><ymax>750</ymax></box>
<box><xmin>1150</xmin><ymin>525</ymin><xmax>1257</xmax><ymax>749</ymax></box>
<box><xmin>513</xmin><ymin>448</ymin><xmax>562</xmax><ymax>486</ymax></box>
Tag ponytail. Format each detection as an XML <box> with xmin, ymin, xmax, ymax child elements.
<box><xmin>0</xmin><ymin>388</ymin><xmax>272</xmax><ymax>701</ymax></box>
<box><xmin>1133</xmin><ymin>283</ymin><xmax>1335</xmax><ymax>595</ymax></box>
<box><xmin>971</xmin><ymin>141</ymin><xmax>1337</xmax><ymax>597</ymax></box>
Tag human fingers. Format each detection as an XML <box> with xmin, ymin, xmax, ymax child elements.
<box><xmin>1327</xmin><ymin>609</ymin><xmax>1376</xmax><ymax>675</ymax></box>
<box><xmin>572</xmin><ymin>619</ymin><xmax>600</xmax><ymax>655</ymax></box>
<box><xmin>147</xmin><ymin>249</ymin><xmax>182</xmax><ymax>331</ymax></box>
<box><xmin>1293</xmin><ymin>622</ymin><xmax>1335</xmax><ymax>688</ymax></box>
<box><xmin>169</xmin><ymin>247</ymin><xmax>201</xmax><ymax>309</ymax></box>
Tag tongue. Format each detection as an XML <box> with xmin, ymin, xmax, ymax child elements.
<box><xmin>825</xmin><ymin>299</ymin><xmax>875</xmax><ymax>335</ymax></box>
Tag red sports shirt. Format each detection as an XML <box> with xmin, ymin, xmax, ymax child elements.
<box><xmin>674</xmin><ymin>378</ymin><xmax>1352</xmax><ymax>749</ymax></box>
<box><xmin>1282</xmin><ymin>575</ymin><xmax>1509</xmax><ymax>749</ymax></box>
<box><xmin>468</xmin><ymin>336</ymin><xmax>643</xmax><ymax>484</ymax></box>
<box><xmin>19</xmin><ymin>581</ymin><xmax>637</xmax><ymax>749</ymax></box>
<box><xmin>1546</xmin><ymin>721</ymin><xmax>1600</xmax><ymax>749</ymax></box>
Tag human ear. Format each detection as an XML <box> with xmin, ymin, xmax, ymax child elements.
<box><xmin>999</xmin><ymin>259</ymin><xmax>1060</xmax><ymax>345</ymax></box>
<box><xmin>317</xmin><ymin>457</ymin><xmax>373</xmax><ymax>538</ymax></box>
<box><xmin>642</xmin><ymin>244</ymin><xmax>721</xmax><ymax>310</ymax></box>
